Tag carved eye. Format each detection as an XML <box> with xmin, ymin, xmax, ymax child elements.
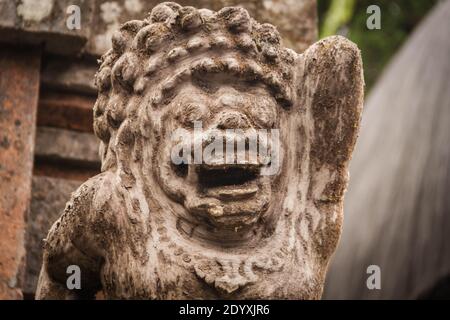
<box><xmin>248</xmin><ymin>97</ymin><xmax>277</xmax><ymax>128</ymax></box>
<box><xmin>176</xmin><ymin>102</ymin><xmax>208</xmax><ymax>128</ymax></box>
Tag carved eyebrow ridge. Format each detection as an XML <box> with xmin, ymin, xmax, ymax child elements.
<box><xmin>149</xmin><ymin>56</ymin><xmax>294</xmax><ymax>109</ymax></box>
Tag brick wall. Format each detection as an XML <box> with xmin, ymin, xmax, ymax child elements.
<box><xmin>23</xmin><ymin>59</ymin><xmax>101</xmax><ymax>297</ymax></box>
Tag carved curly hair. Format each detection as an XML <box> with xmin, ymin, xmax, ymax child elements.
<box><xmin>93</xmin><ymin>2</ymin><xmax>297</xmax><ymax>171</ymax></box>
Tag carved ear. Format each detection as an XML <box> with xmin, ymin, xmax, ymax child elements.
<box><xmin>298</xmin><ymin>35</ymin><xmax>364</xmax><ymax>203</ymax></box>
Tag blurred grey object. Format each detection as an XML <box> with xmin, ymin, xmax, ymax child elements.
<box><xmin>323</xmin><ymin>0</ymin><xmax>450</xmax><ymax>299</ymax></box>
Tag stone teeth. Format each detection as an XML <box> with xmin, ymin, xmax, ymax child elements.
<box><xmin>205</xmin><ymin>185</ymin><xmax>259</xmax><ymax>201</ymax></box>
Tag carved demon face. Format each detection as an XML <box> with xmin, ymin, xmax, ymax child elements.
<box><xmin>153</xmin><ymin>79</ymin><xmax>282</xmax><ymax>229</ymax></box>
<box><xmin>82</xmin><ymin>2</ymin><xmax>364</xmax><ymax>299</ymax></box>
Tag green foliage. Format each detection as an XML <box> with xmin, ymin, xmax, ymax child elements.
<box><xmin>321</xmin><ymin>0</ymin><xmax>356</xmax><ymax>38</ymax></box>
<box><xmin>318</xmin><ymin>0</ymin><xmax>439</xmax><ymax>90</ymax></box>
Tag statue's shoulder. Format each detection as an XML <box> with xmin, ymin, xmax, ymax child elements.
<box><xmin>44</xmin><ymin>172</ymin><xmax>118</xmax><ymax>272</ymax></box>
<box><xmin>47</xmin><ymin>171</ymin><xmax>118</xmax><ymax>249</ymax></box>
<box><xmin>40</xmin><ymin>172</ymin><xmax>114</xmax><ymax>297</ymax></box>
<box><xmin>64</xmin><ymin>171</ymin><xmax>116</xmax><ymax>217</ymax></box>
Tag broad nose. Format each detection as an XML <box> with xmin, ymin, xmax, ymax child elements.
<box><xmin>216</xmin><ymin>111</ymin><xmax>251</xmax><ymax>130</ymax></box>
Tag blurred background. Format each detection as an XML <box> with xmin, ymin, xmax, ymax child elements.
<box><xmin>318</xmin><ymin>0</ymin><xmax>439</xmax><ymax>90</ymax></box>
<box><xmin>318</xmin><ymin>0</ymin><xmax>450</xmax><ymax>300</ymax></box>
<box><xmin>0</xmin><ymin>0</ymin><xmax>448</xmax><ymax>299</ymax></box>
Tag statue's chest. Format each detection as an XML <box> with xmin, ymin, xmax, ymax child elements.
<box><xmin>98</xmin><ymin>243</ymin><xmax>303</xmax><ymax>299</ymax></box>
<box><xmin>99</xmin><ymin>245</ymin><xmax>221</xmax><ymax>299</ymax></box>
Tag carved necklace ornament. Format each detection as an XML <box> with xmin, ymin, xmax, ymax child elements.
<box><xmin>36</xmin><ymin>2</ymin><xmax>364</xmax><ymax>300</ymax></box>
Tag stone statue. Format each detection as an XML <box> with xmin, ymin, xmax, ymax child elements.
<box><xmin>36</xmin><ymin>2</ymin><xmax>364</xmax><ymax>299</ymax></box>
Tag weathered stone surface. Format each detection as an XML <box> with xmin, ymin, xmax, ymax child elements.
<box><xmin>36</xmin><ymin>3</ymin><xmax>363</xmax><ymax>300</ymax></box>
<box><xmin>87</xmin><ymin>0</ymin><xmax>317</xmax><ymax>56</ymax></box>
<box><xmin>0</xmin><ymin>46</ymin><xmax>41</xmax><ymax>299</ymax></box>
<box><xmin>0</xmin><ymin>1</ymin><xmax>316</xmax><ymax>56</ymax></box>
<box><xmin>24</xmin><ymin>177</ymin><xmax>82</xmax><ymax>295</ymax></box>
<box><xmin>41</xmin><ymin>58</ymin><xmax>98</xmax><ymax>95</ymax></box>
<box><xmin>37</xmin><ymin>91</ymin><xmax>96</xmax><ymax>133</ymax></box>
<box><xmin>0</xmin><ymin>0</ymin><xmax>95</xmax><ymax>55</ymax></box>
<box><xmin>35</xmin><ymin>127</ymin><xmax>100</xmax><ymax>165</ymax></box>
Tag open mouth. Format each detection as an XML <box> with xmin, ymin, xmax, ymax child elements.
<box><xmin>196</xmin><ymin>164</ymin><xmax>261</xmax><ymax>200</ymax></box>
<box><xmin>166</xmin><ymin>154</ymin><xmax>272</xmax><ymax>227</ymax></box>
